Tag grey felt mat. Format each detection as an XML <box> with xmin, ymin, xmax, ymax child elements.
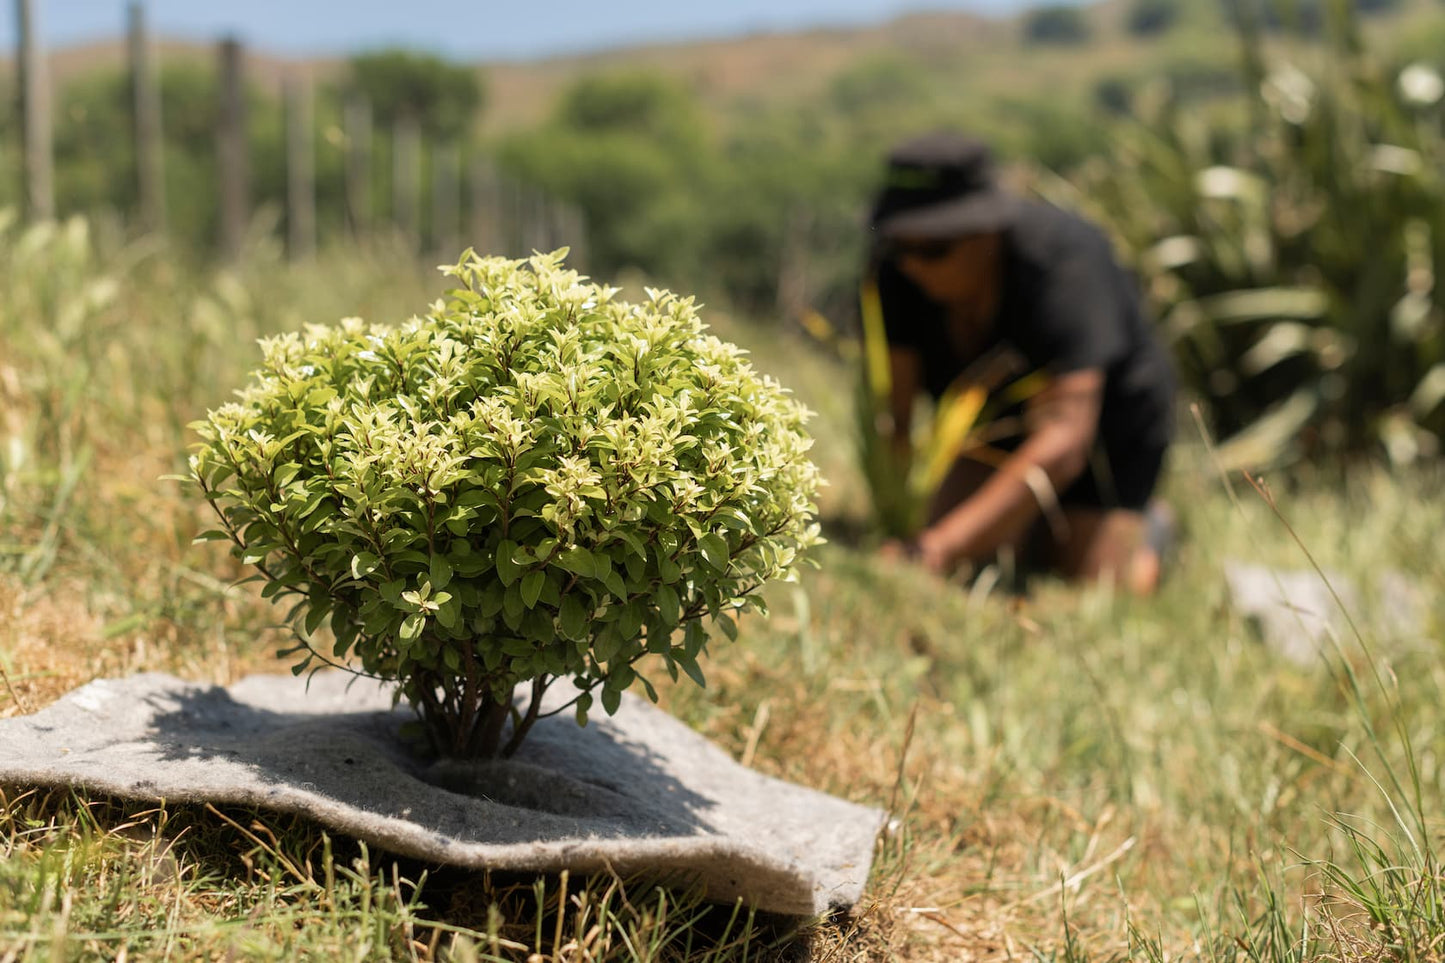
<box><xmin>0</xmin><ymin>672</ymin><xmax>884</xmax><ymax>916</ymax></box>
<box><xmin>1224</xmin><ymin>562</ymin><xmax>1430</xmax><ymax>666</ymax></box>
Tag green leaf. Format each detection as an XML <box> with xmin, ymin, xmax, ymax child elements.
<box><xmin>556</xmin><ymin>547</ymin><xmax>597</xmax><ymax>579</ymax></box>
<box><xmin>698</xmin><ymin>533</ymin><xmax>729</xmax><ymax>572</ymax></box>
<box><xmin>684</xmin><ymin>620</ymin><xmax>706</xmax><ymax>657</ymax></box>
<box><xmin>594</xmin><ymin>626</ymin><xmax>622</xmax><ymax>663</ymax></box>
<box><xmin>601</xmin><ymin>567</ymin><xmax>627</xmax><ymax>600</ymax></box>
<box><xmin>361</xmin><ymin>599</ymin><xmax>395</xmax><ymax>635</ymax></box>
<box><xmin>559</xmin><ymin>595</ymin><xmax>588</xmax><ymax>640</ymax></box>
<box><xmin>657</xmin><ymin>583</ymin><xmax>681</xmax><ymax>627</ymax></box>
<box><xmin>400</xmin><ymin>612</ymin><xmax>425</xmax><ymax>642</ymax></box>
<box><xmin>521</xmin><ymin>570</ymin><xmax>545</xmax><ymax>608</ymax></box>
<box><xmin>716</xmin><ymin>612</ymin><xmax>738</xmax><ymax>641</ymax></box>
<box><xmin>677</xmin><ymin>654</ymin><xmax>707</xmax><ymax>688</ymax></box>
<box><xmin>502</xmin><ymin>637</ymin><xmax>535</xmax><ymax>656</ymax></box>
<box><xmin>613</xmin><ymin>529</ymin><xmax>647</xmax><ymax>559</ymax></box>
<box><xmin>496</xmin><ymin>539</ymin><xmax>522</xmax><ymax>585</ymax></box>
<box><xmin>524</xmin><ymin>606</ymin><xmax>554</xmax><ymax>640</ymax></box>
<box><xmin>574</xmin><ymin>692</ymin><xmax>592</xmax><ymax>727</ymax></box>
<box><xmin>637</xmin><ymin>673</ymin><xmax>658</xmax><ymax>703</ymax></box>
<box><xmin>537</xmin><ymin>571</ymin><xmax>562</xmax><ymax>606</ymax></box>
<box><xmin>591</xmin><ymin>552</ymin><xmax>613</xmax><ymax>582</ymax></box>
<box><xmin>304</xmin><ymin>602</ymin><xmax>330</xmax><ymax>636</ymax></box>
<box><xmin>601</xmin><ymin>686</ymin><xmax>622</xmax><ymax>715</ymax></box>
<box><xmin>479</xmin><ymin>582</ymin><xmax>505</xmax><ymax>618</ymax></box>
<box><xmin>714</xmin><ymin>509</ymin><xmax>752</xmax><ymax>532</ymax></box>
<box><xmin>430</xmin><ymin>554</ymin><xmax>454</xmax><ymax>590</ymax></box>
<box><xmin>618</xmin><ymin>601</ymin><xmax>644</xmax><ymax>640</ymax></box>
<box><xmin>351</xmin><ymin>552</ymin><xmax>380</xmax><ymax>579</ymax></box>
<box><xmin>502</xmin><ymin>581</ymin><xmax>526</xmax><ymax>624</ymax></box>
<box><xmin>435</xmin><ymin>594</ymin><xmax>461</xmax><ymax>629</ymax></box>
<box><xmin>333</xmin><ymin>618</ymin><xmax>358</xmax><ymax>656</ymax></box>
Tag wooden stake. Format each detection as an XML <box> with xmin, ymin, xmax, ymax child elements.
<box><xmin>16</xmin><ymin>0</ymin><xmax>53</xmax><ymax>222</ymax></box>
<box><xmin>392</xmin><ymin>113</ymin><xmax>421</xmax><ymax>250</ymax></box>
<box><xmin>216</xmin><ymin>36</ymin><xmax>249</xmax><ymax>260</ymax></box>
<box><xmin>343</xmin><ymin>93</ymin><xmax>372</xmax><ymax>239</ymax></box>
<box><xmin>430</xmin><ymin>141</ymin><xmax>460</xmax><ymax>256</ymax></box>
<box><xmin>129</xmin><ymin>1</ymin><xmax>165</xmax><ymax>234</ymax></box>
<box><xmin>560</xmin><ymin>202</ymin><xmax>588</xmax><ymax>269</ymax></box>
<box><xmin>285</xmin><ymin>72</ymin><xmax>316</xmax><ymax>260</ymax></box>
<box><xmin>467</xmin><ymin>156</ymin><xmax>503</xmax><ymax>256</ymax></box>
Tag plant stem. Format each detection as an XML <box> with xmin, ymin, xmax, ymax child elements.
<box><xmin>500</xmin><ymin>675</ymin><xmax>550</xmax><ymax>758</ymax></box>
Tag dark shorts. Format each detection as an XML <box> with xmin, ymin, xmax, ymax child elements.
<box><xmin>1060</xmin><ymin>442</ymin><xmax>1166</xmax><ymax>512</ymax></box>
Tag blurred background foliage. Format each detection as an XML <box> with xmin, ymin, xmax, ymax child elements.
<box><xmin>1063</xmin><ymin>2</ymin><xmax>1445</xmax><ymax>467</ymax></box>
<box><xmin>1022</xmin><ymin>4</ymin><xmax>1094</xmax><ymax>44</ymax></box>
<box><xmin>347</xmin><ymin>49</ymin><xmax>484</xmax><ymax>139</ymax></box>
<box><xmin>1</xmin><ymin>0</ymin><xmax>1443</xmax><ymax>474</ymax></box>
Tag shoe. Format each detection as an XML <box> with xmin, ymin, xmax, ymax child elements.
<box><xmin>1130</xmin><ymin>499</ymin><xmax>1177</xmax><ymax>595</ymax></box>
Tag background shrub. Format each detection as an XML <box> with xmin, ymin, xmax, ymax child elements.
<box><xmin>1022</xmin><ymin>5</ymin><xmax>1093</xmax><ymax>45</ymax></box>
<box><xmin>1127</xmin><ymin>0</ymin><xmax>1183</xmax><ymax>36</ymax></box>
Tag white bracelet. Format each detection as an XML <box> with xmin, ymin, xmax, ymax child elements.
<box><xmin>1022</xmin><ymin>463</ymin><xmax>1069</xmax><ymax>542</ymax></box>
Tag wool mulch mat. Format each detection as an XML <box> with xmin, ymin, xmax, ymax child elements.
<box><xmin>0</xmin><ymin>671</ymin><xmax>885</xmax><ymax>916</ymax></box>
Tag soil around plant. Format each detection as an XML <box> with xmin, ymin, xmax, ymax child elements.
<box><xmin>0</xmin><ymin>670</ymin><xmax>885</xmax><ymax>916</ymax></box>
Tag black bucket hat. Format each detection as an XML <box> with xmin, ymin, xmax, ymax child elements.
<box><xmin>869</xmin><ymin>131</ymin><xmax>1019</xmax><ymax>239</ymax></box>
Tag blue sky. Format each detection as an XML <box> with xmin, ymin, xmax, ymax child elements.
<box><xmin>3</xmin><ymin>1</ymin><xmax>1043</xmax><ymax>61</ymax></box>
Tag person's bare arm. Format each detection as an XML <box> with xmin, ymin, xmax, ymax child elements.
<box><xmin>914</xmin><ymin>368</ymin><xmax>1103</xmax><ymax>572</ymax></box>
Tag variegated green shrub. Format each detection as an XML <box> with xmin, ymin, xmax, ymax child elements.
<box><xmin>190</xmin><ymin>250</ymin><xmax>821</xmax><ymax>759</ymax></box>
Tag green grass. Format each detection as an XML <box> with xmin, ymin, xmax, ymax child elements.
<box><xmin>1</xmin><ymin>217</ymin><xmax>1443</xmax><ymax>960</ymax></box>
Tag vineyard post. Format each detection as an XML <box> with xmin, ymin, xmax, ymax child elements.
<box><xmin>431</xmin><ymin>141</ymin><xmax>460</xmax><ymax>255</ymax></box>
<box><xmin>392</xmin><ymin>113</ymin><xmax>421</xmax><ymax>250</ymax></box>
<box><xmin>16</xmin><ymin>0</ymin><xmax>53</xmax><ymax>222</ymax></box>
<box><xmin>344</xmin><ymin>93</ymin><xmax>373</xmax><ymax>240</ymax></box>
<box><xmin>467</xmin><ymin>157</ymin><xmax>503</xmax><ymax>256</ymax></box>
<box><xmin>129</xmin><ymin>1</ymin><xmax>165</xmax><ymax>234</ymax></box>
<box><xmin>285</xmin><ymin>71</ymin><xmax>316</xmax><ymax>260</ymax></box>
<box><xmin>216</xmin><ymin>36</ymin><xmax>249</xmax><ymax>260</ymax></box>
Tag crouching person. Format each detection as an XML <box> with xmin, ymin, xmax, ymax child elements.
<box><xmin>868</xmin><ymin>131</ymin><xmax>1176</xmax><ymax>594</ymax></box>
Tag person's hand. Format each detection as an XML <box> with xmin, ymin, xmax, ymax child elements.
<box><xmin>877</xmin><ymin>538</ymin><xmax>915</xmax><ymax>564</ymax></box>
<box><xmin>912</xmin><ymin>529</ymin><xmax>954</xmax><ymax>577</ymax></box>
<box><xmin>879</xmin><ymin>531</ymin><xmax>953</xmax><ymax>576</ymax></box>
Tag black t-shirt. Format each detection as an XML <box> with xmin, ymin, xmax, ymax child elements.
<box><xmin>877</xmin><ymin>200</ymin><xmax>1175</xmax><ymax>459</ymax></box>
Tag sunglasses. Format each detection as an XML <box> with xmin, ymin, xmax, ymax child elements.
<box><xmin>887</xmin><ymin>238</ymin><xmax>958</xmax><ymax>261</ymax></box>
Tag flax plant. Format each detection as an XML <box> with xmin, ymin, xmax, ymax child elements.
<box><xmin>1067</xmin><ymin>3</ymin><xmax>1445</xmax><ymax>468</ymax></box>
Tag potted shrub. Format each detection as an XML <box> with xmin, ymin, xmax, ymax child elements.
<box><xmin>189</xmin><ymin>250</ymin><xmax>821</xmax><ymax>759</ymax></box>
